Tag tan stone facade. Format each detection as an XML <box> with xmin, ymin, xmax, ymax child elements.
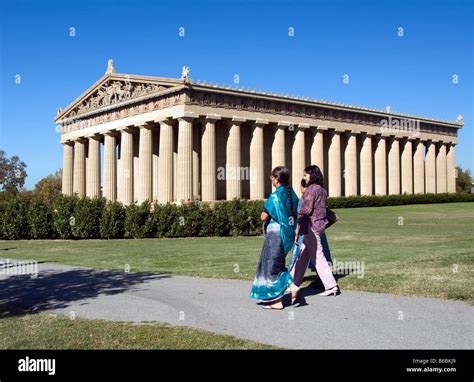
<box><xmin>56</xmin><ymin>64</ymin><xmax>462</xmax><ymax>204</ymax></box>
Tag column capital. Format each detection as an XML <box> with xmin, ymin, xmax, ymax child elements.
<box><xmin>62</xmin><ymin>140</ymin><xmax>74</xmax><ymax>146</ymax></box>
<box><xmin>273</xmin><ymin>124</ymin><xmax>287</xmax><ymax>131</ymax></box>
<box><xmin>277</xmin><ymin>120</ymin><xmax>292</xmax><ymax>127</ymax></box>
<box><xmin>344</xmin><ymin>130</ymin><xmax>358</xmax><ymax>138</ymax></box>
<box><xmin>204</xmin><ymin>113</ymin><xmax>222</xmax><ymax>122</ymax></box>
<box><xmin>75</xmin><ymin>136</ymin><xmax>88</xmax><ymax>144</ymax></box>
<box><xmin>86</xmin><ymin>133</ymin><xmax>102</xmax><ymax>141</ymax></box>
<box><xmin>329</xmin><ymin>129</ymin><xmax>343</xmax><ymax>136</ymax></box>
<box><xmin>117</xmin><ymin>125</ymin><xmax>137</xmax><ymax>134</ymax></box>
<box><xmin>254</xmin><ymin>118</ymin><xmax>269</xmax><ymax>126</ymax></box>
<box><xmin>137</xmin><ymin>121</ymin><xmax>154</xmax><ymax>130</ymax></box>
<box><xmin>104</xmin><ymin>129</ymin><xmax>119</xmax><ymax>138</ymax></box>
<box><xmin>231</xmin><ymin>116</ymin><xmax>246</xmax><ymax>124</ymax></box>
<box><xmin>156</xmin><ymin>118</ymin><xmax>174</xmax><ymax>127</ymax></box>
<box><xmin>297</xmin><ymin>123</ymin><xmax>310</xmax><ymax>129</ymax></box>
<box><xmin>174</xmin><ymin>111</ymin><xmax>198</xmax><ymax>121</ymax></box>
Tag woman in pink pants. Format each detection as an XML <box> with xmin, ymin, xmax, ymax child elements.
<box><xmin>293</xmin><ymin>165</ymin><xmax>340</xmax><ymax>297</ymax></box>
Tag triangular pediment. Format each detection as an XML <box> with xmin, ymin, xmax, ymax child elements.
<box><xmin>55</xmin><ymin>73</ymin><xmax>184</xmax><ymax>122</ymax></box>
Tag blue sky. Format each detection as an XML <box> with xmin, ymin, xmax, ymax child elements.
<box><xmin>1</xmin><ymin>0</ymin><xmax>473</xmax><ymax>189</ymax></box>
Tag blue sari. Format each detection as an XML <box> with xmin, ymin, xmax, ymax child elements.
<box><xmin>250</xmin><ymin>185</ymin><xmax>299</xmax><ymax>301</ymax></box>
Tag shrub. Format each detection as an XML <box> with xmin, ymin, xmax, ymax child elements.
<box><xmin>212</xmin><ymin>201</ymin><xmax>231</xmax><ymax>236</ymax></box>
<box><xmin>124</xmin><ymin>201</ymin><xmax>153</xmax><ymax>239</ymax></box>
<box><xmin>100</xmin><ymin>201</ymin><xmax>126</xmax><ymax>239</ymax></box>
<box><xmin>52</xmin><ymin>194</ymin><xmax>78</xmax><ymax>239</ymax></box>
<box><xmin>70</xmin><ymin>197</ymin><xmax>106</xmax><ymax>239</ymax></box>
<box><xmin>152</xmin><ymin>202</ymin><xmax>178</xmax><ymax>238</ymax></box>
<box><xmin>2</xmin><ymin>195</ymin><xmax>30</xmax><ymax>239</ymax></box>
<box><xmin>28</xmin><ymin>198</ymin><xmax>54</xmax><ymax>239</ymax></box>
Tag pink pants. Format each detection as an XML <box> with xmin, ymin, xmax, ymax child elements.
<box><xmin>291</xmin><ymin>228</ymin><xmax>337</xmax><ymax>289</ymax></box>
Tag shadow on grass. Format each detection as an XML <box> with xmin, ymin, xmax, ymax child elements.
<box><xmin>0</xmin><ymin>265</ymin><xmax>170</xmax><ymax>318</ymax></box>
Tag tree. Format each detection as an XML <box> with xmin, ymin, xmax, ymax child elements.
<box><xmin>34</xmin><ymin>169</ymin><xmax>62</xmax><ymax>201</ymax></box>
<box><xmin>0</xmin><ymin>150</ymin><xmax>27</xmax><ymax>192</ymax></box>
<box><xmin>456</xmin><ymin>166</ymin><xmax>472</xmax><ymax>193</ymax></box>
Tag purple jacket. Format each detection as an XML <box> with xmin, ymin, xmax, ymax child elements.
<box><xmin>297</xmin><ymin>183</ymin><xmax>328</xmax><ymax>234</ymax></box>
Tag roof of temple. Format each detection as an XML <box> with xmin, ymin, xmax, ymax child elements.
<box><xmin>55</xmin><ymin>61</ymin><xmax>464</xmax><ymax>128</ymax></box>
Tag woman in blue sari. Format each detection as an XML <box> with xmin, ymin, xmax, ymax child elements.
<box><xmin>250</xmin><ymin>166</ymin><xmax>301</xmax><ymax>310</ymax></box>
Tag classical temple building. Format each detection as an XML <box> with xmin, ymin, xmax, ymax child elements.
<box><xmin>56</xmin><ymin>60</ymin><xmax>462</xmax><ymax>204</ymax></box>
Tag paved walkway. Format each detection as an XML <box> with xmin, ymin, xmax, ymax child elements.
<box><xmin>1</xmin><ymin>259</ymin><xmax>472</xmax><ymax>349</ymax></box>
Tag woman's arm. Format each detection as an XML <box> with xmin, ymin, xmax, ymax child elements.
<box><xmin>297</xmin><ymin>187</ymin><xmax>315</xmax><ymax>219</ymax></box>
<box><xmin>294</xmin><ymin>223</ymin><xmax>300</xmax><ymax>243</ymax></box>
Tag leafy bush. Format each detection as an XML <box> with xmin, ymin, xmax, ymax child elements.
<box><xmin>1</xmin><ymin>192</ymin><xmax>472</xmax><ymax>240</ymax></box>
<box><xmin>100</xmin><ymin>201</ymin><xmax>126</xmax><ymax>239</ymax></box>
<box><xmin>70</xmin><ymin>197</ymin><xmax>106</xmax><ymax>239</ymax></box>
<box><xmin>52</xmin><ymin>194</ymin><xmax>78</xmax><ymax>239</ymax></box>
<box><xmin>2</xmin><ymin>195</ymin><xmax>30</xmax><ymax>239</ymax></box>
<box><xmin>124</xmin><ymin>201</ymin><xmax>153</xmax><ymax>239</ymax></box>
<box><xmin>28</xmin><ymin>198</ymin><xmax>54</xmax><ymax>239</ymax></box>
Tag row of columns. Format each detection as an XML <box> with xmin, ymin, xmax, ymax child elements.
<box><xmin>325</xmin><ymin>131</ymin><xmax>456</xmax><ymax>197</ymax></box>
<box><xmin>62</xmin><ymin>120</ymin><xmax>457</xmax><ymax>204</ymax></box>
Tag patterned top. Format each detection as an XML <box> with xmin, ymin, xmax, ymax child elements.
<box><xmin>297</xmin><ymin>183</ymin><xmax>328</xmax><ymax>234</ymax></box>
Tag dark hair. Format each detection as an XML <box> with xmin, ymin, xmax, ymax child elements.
<box><xmin>300</xmin><ymin>178</ymin><xmax>307</xmax><ymax>188</ymax></box>
<box><xmin>304</xmin><ymin>165</ymin><xmax>325</xmax><ymax>188</ymax></box>
<box><xmin>271</xmin><ymin>166</ymin><xmax>295</xmax><ymax>220</ymax></box>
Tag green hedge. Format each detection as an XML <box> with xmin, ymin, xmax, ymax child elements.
<box><xmin>0</xmin><ymin>192</ymin><xmax>472</xmax><ymax>240</ymax></box>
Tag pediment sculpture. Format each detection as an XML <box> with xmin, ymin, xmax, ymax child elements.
<box><xmin>68</xmin><ymin>80</ymin><xmax>168</xmax><ymax>117</ymax></box>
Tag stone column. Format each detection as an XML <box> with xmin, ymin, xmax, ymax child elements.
<box><xmin>192</xmin><ymin>125</ymin><xmax>200</xmax><ymax>201</ymax></box>
<box><xmin>152</xmin><ymin>131</ymin><xmax>160</xmax><ymax>202</ymax></box>
<box><xmin>226</xmin><ymin>117</ymin><xmax>243</xmax><ymax>200</ymax></box>
<box><xmin>62</xmin><ymin>141</ymin><xmax>74</xmax><ymax>195</ymax></box>
<box><xmin>447</xmin><ymin>144</ymin><xmax>456</xmax><ymax>193</ymax></box>
<box><xmin>177</xmin><ymin>116</ymin><xmax>194</xmax><ymax>203</ymax></box>
<box><xmin>425</xmin><ymin>141</ymin><xmax>436</xmax><ymax>193</ymax></box>
<box><xmin>388</xmin><ymin>137</ymin><xmax>400</xmax><ymax>195</ymax></box>
<box><xmin>201</xmin><ymin>116</ymin><xmax>219</xmax><ymax>202</ymax></box>
<box><xmin>374</xmin><ymin>135</ymin><xmax>387</xmax><ymax>195</ymax></box>
<box><xmin>272</xmin><ymin>125</ymin><xmax>286</xmax><ymax>169</ymax></box>
<box><xmin>138</xmin><ymin>124</ymin><xmax>153</xmax><ymax>203</ymax></box>
<box><xmin>73</xmin><ymin>138</ymin><xmax>86</xmax><ymax>197</ymax></box>
<box><xmin>311</xmin><ymin>129</ymin><xmax>324</xmax><ymax>174</ymax></box>
<box><xmin>292</xmin><ymin>126</ymin><xmax>306</xmax><ymax>196</ymax></box>
<box><xmin>86</xmin><ymin>135</ymin><xmax>101</xmax><ymax>198</ymax></box>
<box><xmin>103</xmin><ymin>132</ymin><xmax>117</xmax><ymax>201</ymax></box>
<box><xmin>158</xmin><ymin>120</ymin><xmax>174</xmax><ymax>203</ymax></box>
<box><xmin>401</xmin><ymin>138</ymin><xmax>413</xmax><ymax>194</ymax></box>
<box><xmin>328</xmin><ymin>130</ymin><xmax>342</xmax><ymax>197</ymax></box>
<box><xmin>436</xmin><ymin>143</ymin><xmax>447</xmax><ymax>193</ymax></box>
<box><xmin>413</xmin><ymin>140</ymin><xmax>425</xmax><ymax>194</ymax></box>
<box><xmin>120</xmin><ymin>128</ymin><xmax>134</xmax><ymax>205</ymax></box>
<box><xmin>250</xmin><ymin>120</ymin><xmax>266</xmax><ymax>200</ymax></box>
<box><xmin>360</xmin><ymin>133</ymin><xmax>373</xmax><ymax>195</ymax></box>
<box><xmin>117</xmin><ymin>140</ymin><xmax>122</xmax><ymax>202</ymax></box>
<box><xmin>344</xmin><ymin>132</ymin><xmax>357</xmax><ymax>196</ymax></box>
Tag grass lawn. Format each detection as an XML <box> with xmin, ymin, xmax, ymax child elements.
<box><xmin>1</xmin><ymin>202</ymin><xmax>473</xmax><ymax>304</ymax></box>
<box><xmin>0</xmin><ymin>306</ymin><xmax>275</xmax><ymax>349</ymax></box>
